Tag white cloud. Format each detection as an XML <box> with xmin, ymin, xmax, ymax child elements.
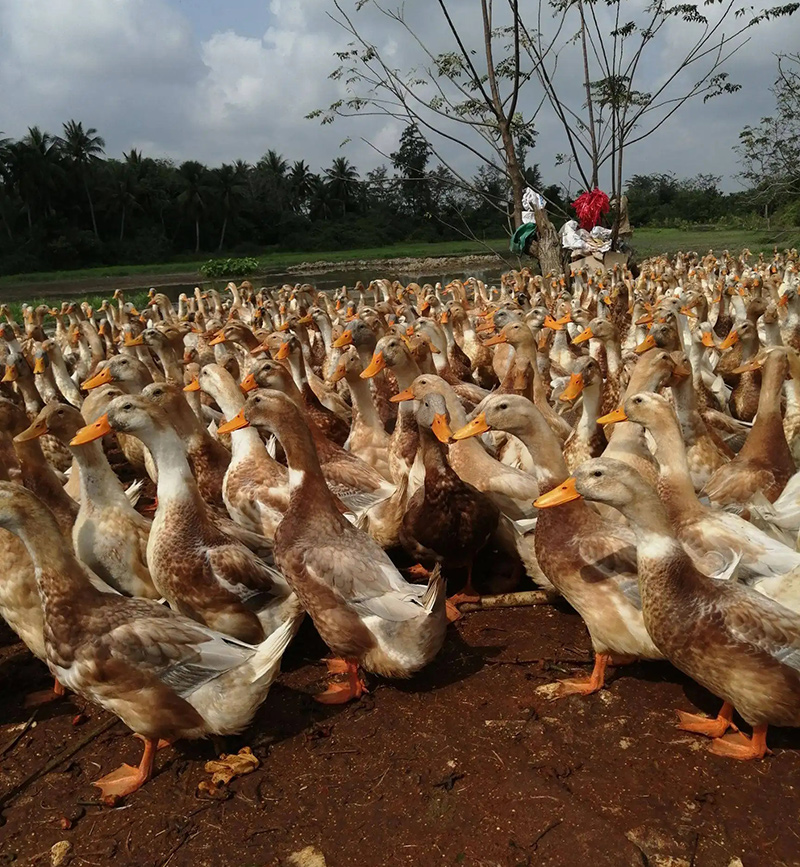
<box><xmin>0</xmin><ymin>0</ymin><xmax>794</xmax><ymax>190</ymax></box>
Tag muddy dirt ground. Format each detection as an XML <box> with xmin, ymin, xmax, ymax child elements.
<box><xmin>2</xmin><ymin>596</ymin><xmax>799</xmax><ymax>867</ymax></box>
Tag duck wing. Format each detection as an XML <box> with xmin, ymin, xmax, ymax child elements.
<box><xmin>89</xmin><ymin>598</ymin><xmax>256</xmax><ymax>697</ymax></box>
<box><xmin>302</xmin><ymin>528</ymin><xmax>433</xmax><ymax>622</ymax></box>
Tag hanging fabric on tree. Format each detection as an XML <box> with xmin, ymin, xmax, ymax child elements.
<box><xmin>571</xmin><ymin>188</ymin><xmax>610</xmax><ymax>231</ymax></box>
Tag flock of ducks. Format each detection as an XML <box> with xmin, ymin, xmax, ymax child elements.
<box><xmin>2</xmin><ymin>250</ymin><xmax>800</xmax><ymax>800</ymax></box>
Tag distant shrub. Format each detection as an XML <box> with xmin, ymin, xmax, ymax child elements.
<box><xmin>199</xmin><ymin>257</ymin><xmax>259</xmax><ymax>279</ymax></box>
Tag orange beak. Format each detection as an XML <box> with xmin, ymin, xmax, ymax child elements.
<box><xmin>124</xmin><ymin>333</ymin><xmax>144</xmax><ymax>347</ymax></box>
<box><xmin>596</xmin><ymin>406</ymin><xmax>627</xmax><ymax>425</ymax></box>
<box><xmin>240</xmin><ymin>373</ymin><xmax>258</xmax><ymax>393</ymax></box>
<box><xmin>32</xmin><ymin>357</ymin><xmax>46</xmax><ymax>375</ymax></box>
<box><xmin>81</xmin><ymin>367</ymin><xmax>113</xmax><ymax>390</ymax></box>
<box><xmin>276</xmin><ymin>342</ymin><xmax>291</xmax><ymax>361</ymax></box>
<box><xmin>440</xmin><ymin>311</ymin><xmax>449</xmax><ymax>324</ymax></box>
<box><xmin>555</xmin><ymin>312</ymin><xmax>572</xmax><ymax>325</ymax></box>
<box><xmin>277</xmin><ymin>322</ymin><xmax>291</xmax><ymax>332</ymax></box>
<box><xmin>329</xmin><ymin>361</ymin><xmax>347</xmax><ymax>384</ymax></box>
<box><xmin>635</xmin><ymin>334</ymin><xmax>656</xmax><ymax>354</ymax></box>
<box><xmin>420</xmin><ymin>301</ymin><xmax>430</xmax><ymax>314</ymax></box>
<box><xmin>431</xmin><ymin>413</ymin><xmax>453</xmax><ymax>443</ymax></box>
<box><xmin>572</xmin><ymin>327</ymin><xmax>593</xmax><ymax>345</ymax></box>
<box><xmin>534</xmin><ymin>477</ymin><xmax>581</xmax><ymax>508</ymax></box>
<box><xmin>559</xmin><ymin>372</ymin><xmax>584</xmax><ymax>402</ymax></box>
<box><xmin>635</xmin><ymin>313</ymin><xmax>654</xmax><ymax>326</ymax></box>
<box><xmin>217</xmin><ymin>409</ymin><xmax>250</xmax><ymax>435</ymax></box>
<box><xmin>451</xmin><ymin>412</ymin><xmax>490</xmax><ymax>441</ymax></box>
<box><xmin>14</xmin><ymin>417</ymin><xmax>49</xmax><ymax>443</ymax></box>
<box><xmin>183</xmin><ymin>377</ymin><xmax>200</xmax><ymax>392</ymax></box>
<box><xmin>483</xmin><ymin>332</ymin><xmax>508</xmax><ymax>346</ymax></box>
<box><xmin>208</xmin><ymin>332</ymin><xmax>227</xmax><ymax>346</ymax></box>
<box><xmin>718</xmin><ymin>329</ymin><xmax>739</xmax><ymax>350</ymax></box>
<box><xmin>332</xmin><ymin>331</ymin><xmax>353</xmax><ymax>349</ymax></box>
<box><xmin>543</xmin><ymin>315</ymin><xmax>563</xmax><ymax>331</ymax></box>
<box><xmin>360</xmin><ymin>351</ymin><xmax>385</xmax><ymax>379</ymax></box>
<box><xmin>391</xmin><ymin>387</ymin><xmax>415</xmax><ymax>403</ymax></box>
<box><xmin>701</xmin><ymin>332</ymin><xmax>716</xmax><ymax>348</ymax></box>
<box><xmin>71</xmin><ymin>413</ymin><xmax>113</xmax><ymax>445</ymax></box>
<box><xmin>779</xmin><ymin>294</ymin><xmax>789</xmax><ymax>307</ymax></box>
<box><xmin>297</xmin><ymin>314</ymin><xmax>313</xmax><ymax>325</ymax></box>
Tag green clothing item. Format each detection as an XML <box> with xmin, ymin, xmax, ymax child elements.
<box><xmin>510</xmin><ymin>222</ymin><xmax>537</xmax><ymax>255</ymax></box>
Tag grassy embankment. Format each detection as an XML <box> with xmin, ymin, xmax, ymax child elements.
<box><xmin>1</xmin><ymin>227</ymin><xmax>798</xmax><ymax>317</ymax></box>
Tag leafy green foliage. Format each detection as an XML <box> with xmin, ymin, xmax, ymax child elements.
<box><xmin>198</xmin><ymin>257</ymin><xmax>259</xmax><ymax>279</ymax></box>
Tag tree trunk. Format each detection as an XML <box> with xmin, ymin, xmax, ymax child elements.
<box><xmin>218</xmin><ymin>215</ymin><xmax>228</xmax><ymax>252</ymax></box>
<box><xmin>532</xmin><ymin>204</ymin><xmax>563</xmax><ymax>277</ymax></box>
<box><xmin>84</xmin><ymin>175</ymin><xmax>99</xmax><ymax>239</ymax></box>
<box><xmin>195</xmin><ymin>217</ymin><xmax>200</xmax><ymax>253</ymax></box>
<box><xmin>120</xmin><ymin>206</ymin><xmax>126</xmax><ymax>242</ymax></box>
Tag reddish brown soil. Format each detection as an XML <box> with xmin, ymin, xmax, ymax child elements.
<box><xmin>1</xmin><ymin>602</ymin><xmax>799</xmax><ymax>867</ymax></box>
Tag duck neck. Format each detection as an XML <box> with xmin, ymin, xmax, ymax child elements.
<box><xmin>286</xmin><ymin>351</ymin><xmax>308</xmax><ymax>392</ymax></box>
<box><xmin>578</xmin><ymin>380</ymin><xmax>603</xmax><ymax>440</ymax></box>
<box><xmin>346</xmin><ymin>374</ymin><xmax>383</xmax><ymax>431</ymax></box>
<box><xmin>14</xmin><ymin>506</ymin><xmax>98</xmax><ymax>606</ymax></box>
<box><xmin>390</xmin><ymin>356</ymin><xmax>422</xmax><ymax>392</ymax></box>
<box><xmin>278</xmin><ymin>420</ymin><xmax>337</xmax><ymax>508</ymax></box>
<box><xmin>517</xmin><ymin>415</ymin><xmax>570</xmax><ymax>491</ymax></box>
<box><xmin>647</xmin><ymin>414</ymin><xmax>701</xmax><ymax>515</ymax></box>
<box><xmin>420</xmin><ymin>426</ymin><xmax>457</xmax><ymax>483</ymax></box>
<box><xmin>16</xmin><ymin>376</ymin><xmax>42</xmax><ymax>415</ymax></box>
<box><xmin>71</xmin><ymin>439</ymin><xmax>128</xmax><ymax>507</ymax></box>
<box><xmin>143</xmin><ymin>425</ymin><xmax>198</xmax><ymax>502</ymax></box>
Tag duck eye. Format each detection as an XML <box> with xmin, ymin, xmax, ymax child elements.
<box><xmin>122</xmin><ymin>403</ymin><xmax>132</xmax><ymax>411</ymax></box>
<box><xmin>593</xmin><ymin>470</ymin><xmax>602</xmax><ymax>477</ymax></box>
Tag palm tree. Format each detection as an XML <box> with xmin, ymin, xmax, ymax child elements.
<box><xmin>213</xmin><ymin>162</ymin><xmax>248</xmax><ymax>251</ymax></box>
<box><xmin>177</xmin><ymin>160</ymin><xmax>210</xmax><ymax>253</ymax></box>
<box><xmin>7</xmin><ymin>127</ymin><xmax>62</xmax><ymax>232</ymax></box>
<box><xmin>106</xmin><ymin>159</ymin><xmax>142</xmax><ymax>242</ymax></box>
<box><xmin>257</xmin><ymin>149</ymin><xmax>289</xmax><ymax>211</ymax></box>
<box><xmin>289</xmin><ymin>160</ymin><xmax>315</xmax><ymax>213</ymax></box>
<box><xmin>325</xmin><ymin>157</ymin><xmax>360</xmax><ymax>216</ymax></box>
<box><xmin>58</xmin><ymin>120</ymin><xmax>105</xmax><ymax>238</ymax></box>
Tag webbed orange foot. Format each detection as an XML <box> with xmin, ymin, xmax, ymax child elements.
<box><xmin>314</xmin><ymin>660</ymin><xmax>367</xmax><ymax>705</ymax></box>
<box><xmin>549</xmin><ymin>652</ymin><xmax>610</xmax><ymax>700</ymax></box>
<box><xmin>677</xmin><ymin>702</ymin><xmax>736</xmax><ymax>738</ymax></box>
<box><xmin>93</xmin><ymin>735</ymin><xmax>157</xmax><ymax>798</ymax></box>
<box><xmin>445</xmin><ymin>600</ymin><xmax>463</xmax><ymax>622</ymax></box>
<box><xmin>708</xmin><ymin>725</ymin><xmax>771</xmax><ymax>760</ymax></box>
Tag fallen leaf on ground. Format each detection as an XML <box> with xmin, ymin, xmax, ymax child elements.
<box><xmin>196</xmin><ymin>746</ymin><xmax>260</xmax><ymax>797</ymax></box>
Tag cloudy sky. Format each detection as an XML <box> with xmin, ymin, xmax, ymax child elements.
<box><xmin>0</xmin><ymin>0</ymin><xmax>794</xmax><ymax>194</ymax></box>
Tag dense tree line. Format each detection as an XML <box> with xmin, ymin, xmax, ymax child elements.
<box><xmin>0</xmin><ymin>114</ymin><xmax>797</xmax><ymax>277</ymax></box>
<box><xmin>0</xmin><ymin>121</ymin><xmax>556</xmax><ymax>275</ymax></box>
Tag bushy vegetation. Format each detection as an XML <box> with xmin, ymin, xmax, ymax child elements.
<box><xmin>198</xmin><ymin>257</ymin><xmax>260</xmax><ymax>279</ymax></box>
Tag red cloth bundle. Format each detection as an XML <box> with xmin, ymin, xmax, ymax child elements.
<box><xmin>571</xmin><ymin>188</ymin><xmax>610</xmax><ymax>231</ymax></box>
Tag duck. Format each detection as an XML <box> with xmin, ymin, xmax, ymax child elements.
<box><xmin>558</xmin><ymin>355</ymin><xmax>607</xmax><ymax>471</ymax></box>
<box><xmin>219</xmin><ymin>390</ymin><xmax>447</xmax><ymax>704</ymax></box>
<box><xmin>605</xmin><ymin>391</ymin><xmax>800</xmax><ymax>591</ymax></box>
<box><xmin>453</xmin><ymin>394</ymin><xmax>662</xmax><ymax>696</ymax></box>
<box><xmin>536</xmin><ymin>458</ymin><xmax>800</xmax><ymax>760</ymax></box>
<box><xmin>72</xmin><ymin>396</ymin><xmax>296</xmax><ymax>645</ymax></box>
<box><xmin>702</xmin><ymin>348</ymin><xmax>795</xmax><ymax>508</ymax></box>
<box><xmin>399</xmin><ymin>392</ymin><xmax>499</xmax><ymax>607</ymax></box>
<box><xmin>16</xmin><ymin>403</ymin><xmax>158</xmax><ymax>599</ymax></box>
<box><xmin>243</xmin><ymin>358</ymin><xmax>396</xmax><ymax>523</ymax></box>
<box><xmin>187</xmin><ymin>364</ymin><xmax>289</xmax><ymax>539</ymax></box>
<box><xmin>0</xmin><ymin>481</ymin><xmax>302</xmax><ymax>796</ymax></box>
<box><xmin>329</xmin><ymin>345</ymin><xmax>392</xmax><ymax>481</ymax></box>
<box><xmin>0</xmin><ymin>397</ymin><xmax>78</xmax><ymax>538</ymax></box>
